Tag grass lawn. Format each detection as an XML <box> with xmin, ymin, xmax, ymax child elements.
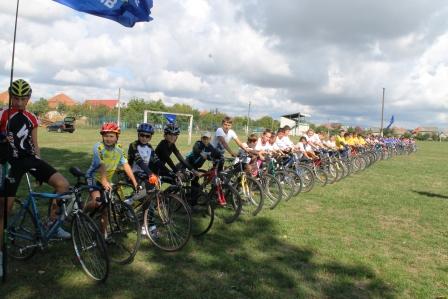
<box><xmin>1</xmin><ymin>128</ymin><xmax>447</xmax><ymax>299</ymax></box>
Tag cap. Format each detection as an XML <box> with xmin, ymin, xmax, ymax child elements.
<box><xmin>201</xmin><ymin>131</ymin><xmax>212</xmax><ymax>138</ymax></box>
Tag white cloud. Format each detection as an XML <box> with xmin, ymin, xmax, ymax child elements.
<box><xmin>0</xmin><ymin>0</ymin><xmax>447</xmax><ymax>128</ymax></box>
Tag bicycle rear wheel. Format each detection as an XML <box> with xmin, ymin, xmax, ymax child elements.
<box><xmin>143</xmin><ymin>193</ymin><xmax>191</xmax><ymax>252</ymax></box>
<box><xmin>7</xmin><ymin>203</ymin><xmax>37</xmax><ymax>260</ymax></box>
<box><xmin>106</xmin><ymin>201</ymin><xmax>141</xmax><ymax>264</ymax></box>
<box><xmin>71</xmin><ymin>212</ymin><xmax>109</xmax><ymax>282</ymax></box>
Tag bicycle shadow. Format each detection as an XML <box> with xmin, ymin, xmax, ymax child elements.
<box><xmin>1</xmin><ymin>148</ymin><xmax>396</xmax><ymax>298</ymax></box>
<box><xmin>412</xmin><ymin>190</ymin><xmax>448</xmax><ymax>200</ymax></box>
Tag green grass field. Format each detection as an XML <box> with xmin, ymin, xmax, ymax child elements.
<box><xmin>1</xmin><ymin>128</ymin><xmax>447</xmax><ymax>299</ymax></box>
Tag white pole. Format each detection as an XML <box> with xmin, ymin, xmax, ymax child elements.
<box><xmin>188</xmin><ymin>116</ymin><xmax>193</xmax><ymax>145</ymax></box>
<box><xmin>246</xmin><ymin>101</ymin><xmax>251</xmax><ymax>136</ymax></box>
<box><xmin>380</xmin><ymin>88</ymin><xmax>385</xmax><ymax>137</ymax></box>
<box><xmin>117</xmin><ymin>87</ymin><xmax>121</xmax><ymax>125</ymax></box>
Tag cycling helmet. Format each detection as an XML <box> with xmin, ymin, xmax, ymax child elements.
<box><xmin>164</xmin><ymin>123</ymin><xmax>180</xmax><ymax>135</ymax></box>
<box><xmin>137</xmin><ymin>123</ymin><xmax>155</xmax><ymax>134</ymax></box>
<box><xmin>9</xmin><ymin>79</ymin><xmax>32</xmax><ymax>97</ymax></box>
<box><xmin>100</xmin><ymin>122</ymin><xmax>121</xmax><ymax>135</ymax></box>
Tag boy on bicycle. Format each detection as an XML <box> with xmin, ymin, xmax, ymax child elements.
<box><xmin>0</xmin><ymin>79</ymin><xmax>71</xmax><ymax>243</ymax></box>
<box><xmin>85</xmin><ymin>122</ymin><xmax>139</xmax><ymax>238</ymax></box>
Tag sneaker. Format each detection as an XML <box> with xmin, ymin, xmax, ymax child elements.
<box><xmin>124</xmin><ymin>198</ymin><xmax>134</xmax><ymax>206</ymax></box>
<box><xmin>55</xmin><ymin>227</ymin><xmax>71</xmax><ymax>240</ymax></box>
<box><xmin>148</xmin><ymin>225</ymin><xmax>159</xmax><ymax>239</ymax></box>
<box><xmin>141</xmin><ymin>226</ymin><xmax>148</xmax><ymax>236</ymax></box>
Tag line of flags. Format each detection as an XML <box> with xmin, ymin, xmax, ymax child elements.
<box><xmin>53</xmin><ymin>0</ymin><xmax>153</xmax><ymax>27</ymax></box>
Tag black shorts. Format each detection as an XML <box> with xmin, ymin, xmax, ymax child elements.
<box><xmin>0</xmin><ymin>156</ymin><xmax>57</xmax><ymax>197</ymax></box>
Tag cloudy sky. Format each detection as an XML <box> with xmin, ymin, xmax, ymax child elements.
<box><xmin>1</xmin><ymin>0</ymin><xmax>447</xmax><ymax>129</ymax></box>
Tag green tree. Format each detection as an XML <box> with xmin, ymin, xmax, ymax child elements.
<box><xmin>29</xmin><ymin>97</ymin><xmax>49</xmax><ymax>117</ymax></box>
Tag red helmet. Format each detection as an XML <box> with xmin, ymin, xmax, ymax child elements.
<box><xmin>100</xmin><ymin>122</ymin><xmax>120</xmax><ymax>135</ymax></box>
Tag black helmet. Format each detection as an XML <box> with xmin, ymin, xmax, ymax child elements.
<box><xmin>164</xmin><ymin>123</ymin><xmax>180</xmax><ymax>135</ymax></box>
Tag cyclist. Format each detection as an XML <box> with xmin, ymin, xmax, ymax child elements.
<box><xmin>0</xmin><ymin>79</ymin><xmax>71</xmax><ymax>241</ymax></box>
<box><xmin>211</xmin><ymin>116</ymin><xmax>248</xmax><ymax>161</ymax></box>
<box><xmin>127</xmin><ymin>123</ymin><xmax>160</xmax><ymax>185</ymax></box>
<box><xmin>186</xmin><ymin>131</ymin><xmax>220</xmax><ymax>170</ymax></box>
<box><xmin>85</xmin><ymin>122</ymin><xmax>139</xmax><ymax>238</ymax></box>
<box><xmin>155</xmin><ymin>122</ymin><xmax>195</xmax><ymax>177</ymax></box>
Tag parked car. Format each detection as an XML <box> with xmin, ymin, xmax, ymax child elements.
<box><xmin>47</xmin><ymin>116</ymin><xmax>75</xmax><ymax>133</ymax></box>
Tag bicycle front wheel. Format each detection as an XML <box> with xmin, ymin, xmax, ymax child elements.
<box><xmin>189</xmin><ymin>188</ymin><xmax>214</xmax><ymax>237</ymax></box>
<box><xmin>260</xmin><ymin>174</ymin><xmax>283</xmax><ymax>210</ymax></box>
<box><xmin>71</xmin><ymin>212</ymin><xmax>109</xmax><ymax>282</ymax></box>
<box><xmin>213</xmin><ymin>184</ymin><xmax>243</xmax><ymax>224</ymax></box>
<box><xmin>237</xmin><ymin>176</ymin><xmax>264</xmax><ymax>216</ymax></box>
<box><xmin>143</xmin><ymin>193</ymin><xmax>191</xmax><ymax>252</ymax></box>
<box><xmin>106</xmin><ymin>201</ymin><xmax>141</xmax><ymax>265</ymax></box>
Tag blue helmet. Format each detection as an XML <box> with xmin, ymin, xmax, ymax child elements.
<box><xmin>164</xmin><ymin>123</ymin><xmax>180</xmax><ymax>135</ymax></box>
<box><xmin>137</xmin><ymin>123</ymin><xmax>155</xmax><ymax>134</ymax></box>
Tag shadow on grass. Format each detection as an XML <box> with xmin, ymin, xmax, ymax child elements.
<box><xmin>412</xmin><ymin>190</ymin><xmax>448</xmax><ymax>200</ymax></box>
<box><xmin>1</xmin><ymin>148</ymin><xmax>396</xmax><ymax>298</ymax></box>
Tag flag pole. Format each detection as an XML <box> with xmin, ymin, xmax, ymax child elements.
<box><xmin>2</xmin><ymin>0</ymin><xmax>20</xmax><ymax>282</ymax></box>
<box><xmin>117</xmin><ymin>87</ymin><xmax>121</xmax><ymax>125</ymax></box>
<box><xmin>380</xmin><ymin>87</ymin><xmax>385</xmax><ymax>137</ymax></box>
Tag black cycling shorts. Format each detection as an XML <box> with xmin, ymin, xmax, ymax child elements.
<box><xmin>0</xmin><ymin>156</ymin><xmax>57</xmax><ymax>197</ymax></box>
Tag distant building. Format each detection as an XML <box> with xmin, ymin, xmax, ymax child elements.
<box><xmin>84</xmin><ymin>99</ymin><xmax>119</xmax><ymax>109</ymax></box>
<box><xmin>412</xmin><ymin>127</ymin><xmax>439</xmax><ymax>135</ymax></box>
<box><xmin>48</xmin><ymin>93</ymin><xmax>77</xmax><ymax>109</ymax></box>
<box><xmin>280</xmin><ymin>112</ymin><xmax>311</xmax><ymax>136</ymax></box>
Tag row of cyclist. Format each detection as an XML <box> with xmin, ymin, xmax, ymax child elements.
<box><xmin>1</xmin><ymin>79</ymin><xmax>416</xmax><ymax>282</ymax></box>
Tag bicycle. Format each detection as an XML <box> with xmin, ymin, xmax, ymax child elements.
<box><xmin>69</xmin><ymin>167</ymin><xmax>141</xmax><ymax>265</ymax></box>
<box><xmin>114</xmin><ymin>173</ymin><xmax>192</xmax><ymax>252</ymax></box>
<box><xmin>198</xmin><ymin>158</ymin><xmax>243</xmax><ymax>224</ymax></box>
<box><xmin>164</xmin><ymin>169</ymin><xmax>214</xmax><ymax>237</ymax></box>
<box><xmin>7</xmin><ymin>172</ymin><xmax>109</xmax><ymax>282</ymax></box>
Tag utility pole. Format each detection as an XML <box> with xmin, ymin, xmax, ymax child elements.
<box><xmin>246</xmin><ymin>101</ymin><xmax>251</xmax><ymax>136</ymax></box>
<box><xmin>117</xmin><ymin>87</ymin><xmax>121</xmax><ymax>125</ymax></box>
<box><xmin>380</xmin><ymin>88</ymin><xmax>385</xmax><ymax>137</ymax></box>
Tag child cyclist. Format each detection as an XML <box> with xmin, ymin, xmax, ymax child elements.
<box><xmin>127</xmin><ymin>123</ymin><xmax>160</xmax><ymax>196</ymax></box>
<box><xmin>85</xmin><ymin>122</ymin><xmax>139</xmax><ymax>238</ymax></box>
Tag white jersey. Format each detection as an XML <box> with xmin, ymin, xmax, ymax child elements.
<box><xmin>275</xmin><ymin>136</ymin><xmax>293</xmax><ymax>150</ymax></box>
<box><xmin>255</xmin><ymin>138</ymin><xmax>272</xmax><ymax>151</ymax></box>
<box><xmin>211</xmin><ymin>127</ymin><xmax>238</xmax><ymax>153</ymax></box>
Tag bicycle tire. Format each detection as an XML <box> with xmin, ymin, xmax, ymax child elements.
<box><xmin>106</xmin><ymin>200</ymin><xmax>141</xmax><ymax>264</ymax></box>
<box><xmin>213</xmin><ymin>183</ymin><xmax>242</xmax><ymax>224</ymax></box>
<box><xmin>187</xmin><ymin>186</ymin><xmax>215</xmax><ymax>237</ymax></box>
<box><xmin>296</xmin><ymin>165</ymin><xmax>315</xmax><ymax>193</ymax></box>
<box><xmin>143</xmin><ymin>193</ymin><xmax>191</xmax><ymax>252</ymax></box>
<box><xmin>260</xmin><ymin>174</ymin><xmax>282</xmax><ymax>210</ymax></box>
<box><xmin>71</xmin><ymin>212</ymin><xmax>109</xmax><ymax>282</ymax></box>
<box><xmin>314</xmin><ymin>168</ymin><xmax>328</xmax><ymax>187</ymax></box>
<box><xmin>7</xmin><ymin>203</ymin><xmax>37</xmax><ymax>261</ymax></box>
<box><xmin>274</xmin><ymin>170</ymin><xmax>296</xmax><ymax>201</ymax></box>
<box><xmin>237</xmin><ymin>175</ymin><xmax>264</xmax><ymax>216</ymax></box>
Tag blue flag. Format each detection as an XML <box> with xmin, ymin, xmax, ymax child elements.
<box><xmin>164</xmin><ymin>114</ymin><xmax>177</xmax><ymax>124</ymax></box>
<box><xmin>53</xmin><ymin>0</ymin><xmax>153</xmax><ymax>27</ymax></box>
<box><xmin>385</xmin><ymin>115</ymin><xmax>395</xmax><ymax>129</ymax></box>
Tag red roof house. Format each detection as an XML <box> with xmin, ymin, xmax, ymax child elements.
<box><xmin>84</xmin><ymin>99</ymin><xmax>119</xmax><ymax>109</ymax></box>
<box><xmin>48</xmin><ymin>93</ymin><xmax>77</xmax><ymax>109</ymax></box>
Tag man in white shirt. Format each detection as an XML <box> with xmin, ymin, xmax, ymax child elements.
<box><xmin>211</xmin><ymin>116</ymin><xmax>247</xmax><ymax>157</ymax></box>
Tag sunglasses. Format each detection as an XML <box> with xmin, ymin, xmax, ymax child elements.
<box><xmin>139</xmin><ymin>133</ymin><xmax>152</xmax><ymax>138</ymax></box>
